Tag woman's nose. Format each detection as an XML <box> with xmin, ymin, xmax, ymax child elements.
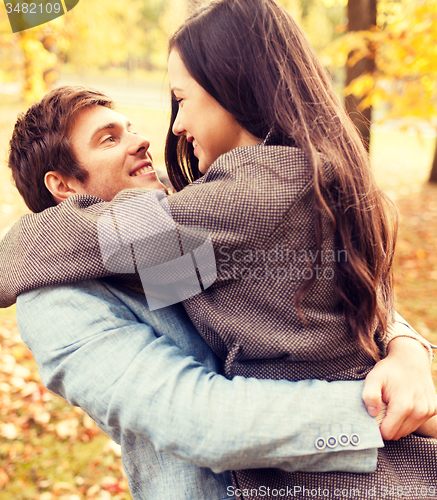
<box><xmin>172</xmin><ymin>114</ymin><xmax>184</xmax><ymax>136</ymax></box>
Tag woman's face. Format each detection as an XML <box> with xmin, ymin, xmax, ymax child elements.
<box><xmin>168</xmin><ymin>50</ymin><xmax>261</xmax><ymax>174</ymax></box>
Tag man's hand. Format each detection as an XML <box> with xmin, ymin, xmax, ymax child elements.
<box><xmin>362</xmin><ymin>337</ymin><xmax>437</xmax><ymax>440</ymax></box>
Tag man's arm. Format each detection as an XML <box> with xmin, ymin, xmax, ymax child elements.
<box><xmin>17</xmin><ymin>280</ymin><xmax>383</xmax><ymax>474</ymax></box>
<box><xmin>1</xmin><ymin>190</ymin><xmax>434</xmax><ymax>439</ymax></box>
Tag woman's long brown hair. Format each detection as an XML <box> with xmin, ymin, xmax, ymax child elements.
<box><xmin>165</xmin><ymin>0</ymin><xmax>397</xmax><ymax>359</ymax></box>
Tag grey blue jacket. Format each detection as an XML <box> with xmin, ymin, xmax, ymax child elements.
<box><xmin>17</xmin><ymin>280</ymin><xmax>382</xmax><ymax>500</ymax></box>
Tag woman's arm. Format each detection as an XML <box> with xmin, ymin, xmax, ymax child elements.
<box><xmin>414</xmin><ymin>415</ymin><xmax>437</xmax><ymax>438</ymax></box>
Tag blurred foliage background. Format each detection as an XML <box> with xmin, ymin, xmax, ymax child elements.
<box><xmin>1</xmin><ymin>0</ymin><xmax>437</xmax><ymax>498</ymax></box>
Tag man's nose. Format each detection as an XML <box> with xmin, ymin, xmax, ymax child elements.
<box><xmin>130</xmin><ymin>134</ymin><xmax>150</xmax><ymax>155</ymax></box>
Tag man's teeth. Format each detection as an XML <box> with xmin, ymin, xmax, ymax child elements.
<box><xmin>132</xmin><ymin>166</ymin><xmax>153</xmax><ymax>177</ymax></box>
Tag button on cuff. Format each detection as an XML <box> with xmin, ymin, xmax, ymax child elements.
<box><xmin>327</xmin><ymin>436</ymin><xmax>338</xmax><ymax>449</ymax></box>
<box><xmin>315</xmin><ymin>437</ymin><xmax>326</xmax><ymax>451</ymax></box>
<box><xmin>339</xmin><ymin>433</ymin><xmax>350</xmax><ymax>446</ymax></box>
<box><xmin>350</xmin><ymin>433</ymin><xmax>361</xmax><ymax>446</ymax></box>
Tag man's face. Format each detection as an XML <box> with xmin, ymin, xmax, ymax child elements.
<box><xmin>68</xmin><ymin>106</ymin><xmax>166</xmax><ymax>200</ymax></box>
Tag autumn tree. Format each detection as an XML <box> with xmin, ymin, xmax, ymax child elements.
<box><xmin>324</xmin><ymin>0</ymin><xmax>437</xmax><ymax>178</ymax></box>
<box><xmin>345</xmin><ymin>0</ymin><xmax>376</xmax><ymax>150</ymax></box>
<box><xmin>0</xmin><ymin>0</ymin><xmax>162</xmax><ymax>102</ymax></box>
<box><xmin>0</xmin><ymin>1</ymin><xmax>66</xmax><ymax>104</ymax></box>
<box><xmin>59</xmin><ymin>0</ymin><xmax>147</xmax><ymax>69</ymax></box>
<box><xmin>430</xmin><ymin>143</ymin><xmax>437</xmax><ymax>184</ymax></box>
<box><xmin>18</xmin><ymin>29</ymin><xmax>59</xmax><ymax>103</ymax></box>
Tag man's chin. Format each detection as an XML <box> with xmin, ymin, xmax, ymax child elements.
<box><xmin>135</xmin><ymin>180</ymin><xmax>168</xmax><ymax>193</ymax></box>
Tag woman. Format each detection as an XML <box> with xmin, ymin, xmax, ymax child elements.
<box><xmin>162</xmin><ymin>0</ymin><xmax>437</xmax><ymax>495</ymax></box>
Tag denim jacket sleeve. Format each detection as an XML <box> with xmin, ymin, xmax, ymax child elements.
<box><xmin>16</xmin><ymin>280</ymin><xmax>383</xmax><ymax>473</ymax></box>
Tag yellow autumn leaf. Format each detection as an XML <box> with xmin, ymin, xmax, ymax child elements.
<box><xmin>345</xmin><ymin>73</ymin><xmax>375</xmax><ymax>96</ymax></box>
<box><xmin>326</xmin><ymin>0</ymin><xmax>437</xmax><ymax>127</ymax></box>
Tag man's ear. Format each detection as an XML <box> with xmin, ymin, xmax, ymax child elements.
<box><xmin>44</xmin><ymin>171</ymin><xmax>80</xmax><ymax>204</ymax></box>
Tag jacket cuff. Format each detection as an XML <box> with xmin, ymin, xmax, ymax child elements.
<box><xmin>383</xmin><ymin>319</ymin><xmax>435</xmax><ymax>363</ymax></box>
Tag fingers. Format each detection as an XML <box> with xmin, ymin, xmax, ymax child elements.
<box><xmin>363</xmin><ymin>361</ymin><xmax>437</xmax><ymax>440</ymax></box>
<box><xmin>366</xmin><ymin>336</ymin><xmax>437</xmax><ymax>441</ymax></box>
<box><xmin>379</xmin><ymin>402</ymin><xmax>414</xmax><ymax>440</ymax></box>
<box><xmin>380</xmin><ymin>397</ymin><xmax>436</xmax><ymax>441</ymax></box>
<box><xmin>362</xmin><ymin>370</ymin><xmax>383</xmax><ymax>418</ymax></box>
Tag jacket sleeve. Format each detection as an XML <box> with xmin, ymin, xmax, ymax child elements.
<box><xmin>381</xmin><ymin>314</ymin><xmax>435</xmax><ymax>362</ymax></box>
<box><xmin>0</xmin><ymin>194</ymin><xmax>114</xmax><ymax>308</ymax></box>
<box><xmin>16</xmin><ymin>281</ymin><xmax>383</xmax><ymax>474</ymax></box>
<box><xmin>0</xmin><ymin>147</ymin><xmax>314</xmax><ymax>308</ymax></box>
<box><xmin>1</xmin><ymin>183</ymin><xmax>433</xmax><ymax>354</ymax></box>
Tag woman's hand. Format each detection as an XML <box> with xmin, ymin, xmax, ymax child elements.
<box><xmin>362</xmin><ymin>337</ymin><xmax>437</xmax><ymax>440</ymax></box>
<box><xmin>414</xmin><ymin>415</ymin><xmax>437</xmax><ymax>439</ymax></box>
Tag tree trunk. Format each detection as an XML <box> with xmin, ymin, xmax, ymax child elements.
<box><xmin>429</xmin><ymin>138</ymin><xmax>437</xmax><ymax>184</ymax></box>
<box><xmin>345</xmin><ymin>0</ymin><xmax>377</xmax><ymax>151</ymax></box>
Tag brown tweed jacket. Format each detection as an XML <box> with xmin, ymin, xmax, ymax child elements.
<box><xmin>0</xmin><ymin>141</ymin><xmax>436</xmax><ymax>498</ymax></box>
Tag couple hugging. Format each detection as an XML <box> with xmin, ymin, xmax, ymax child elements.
<box><xmin>1</xmin><ymin>1</ymin><xmax>436</xmax><ymax>499</ymax></box>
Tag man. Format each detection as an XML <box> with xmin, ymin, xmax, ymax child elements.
<box><xmin>1</xmin><ymin>86</ymin><xmax>434</xmax><ymax>499</ymax></box>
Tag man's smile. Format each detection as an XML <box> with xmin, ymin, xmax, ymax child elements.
<box><xmin>130</xmin><ymin>161</ymin><xmax>155</xmax><ymax>177</ymax></box>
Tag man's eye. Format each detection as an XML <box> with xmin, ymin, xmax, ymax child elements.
<box><xmin>104</xmin><ymin>136</ymin><xmax>115</xmax><ymax>143</ymax></box>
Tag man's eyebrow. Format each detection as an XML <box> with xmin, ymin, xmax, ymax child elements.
<box><xmin>89</xmin><ymin>121</ymin><xmax>134</xmax><ymax>143</ymax></box>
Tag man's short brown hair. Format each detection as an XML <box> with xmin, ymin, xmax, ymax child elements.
<box><xmin>8</xmin><ymin>86</ymin><xmax>114</xmax><ymax>213</ymax></box>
